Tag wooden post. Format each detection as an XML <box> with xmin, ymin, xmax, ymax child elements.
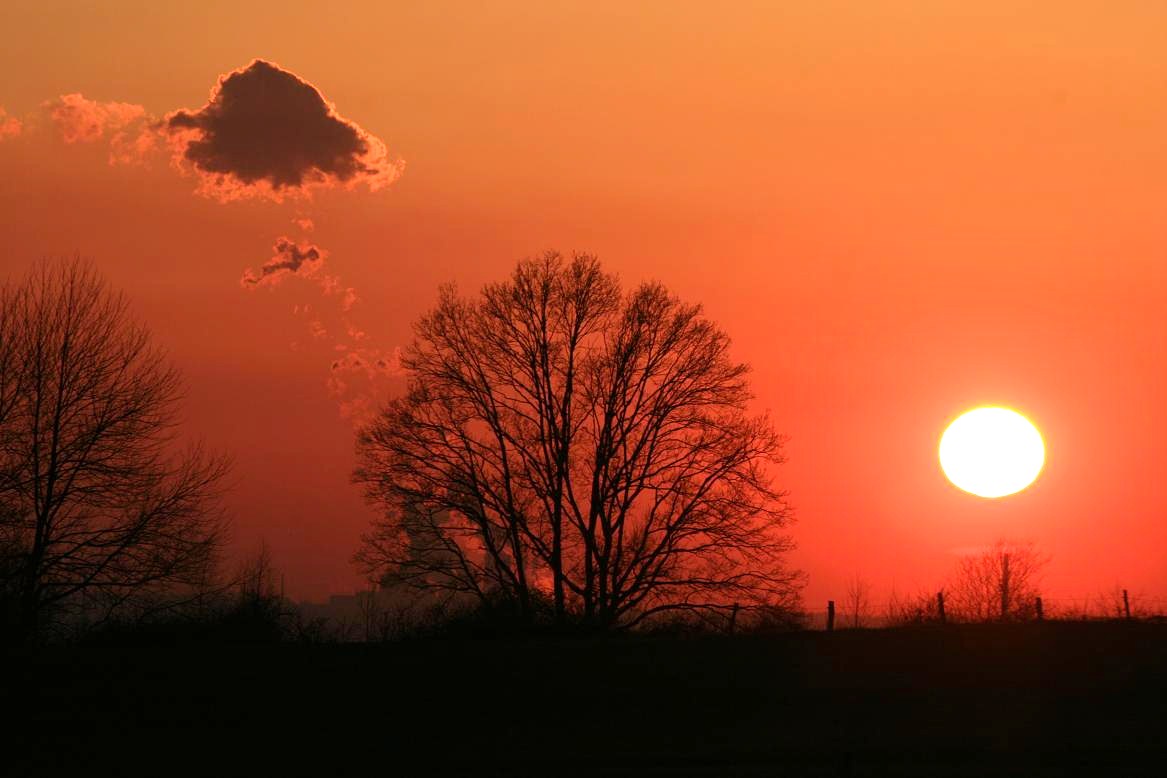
<box><xmin>937</xmin><ymin>591</ymin><xmax>946</xmax><ymax>624</ymax></box>
<box><xmin>827</xmin><ymin>600</ymin><xmax>835</xmax><ymax>632</ymax></box>
<box><xmin>1035</xmin><ymin>597</ymin><xmax>1043</xmax><ymax>621</ymax></box>
<box><xmin>1123</xmin><ymin>589</ymin><xmax>1131</xmax><ymax>620</ymax></box>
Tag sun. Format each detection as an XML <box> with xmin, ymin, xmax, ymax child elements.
<box><xmin>939</xmin><ymin>407</ymin><xmax>1045</xmax><ymax>498</ymax></box>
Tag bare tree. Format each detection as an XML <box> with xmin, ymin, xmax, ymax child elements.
<box><xmin>354</xmin><ymin>252</ymin><xmax>801</xmax><ymax>629</ymax></box>
<box><xmin>235</xmin><ymin>543</ymin><xmax>281</xmax><ymax>611</ymax></box>
<box><xmin>220</xmin><ymin>542</ymin><xmax>289</xmax><ymax>639</ymax></box>
<box><xmin>843</xmin><ymin>575</ymin><xmax>872</xmax><ymax>628</ymax></box>
<box><xmin>884</xmin><ymin>587</ymin><xmax>944</xmax><ymax>626</ymax></box>
<box><xmin>0</xmin><ymin>279</ymin><xmax>30</xmax><ymax>627</ymax></box>
<box><xmin>947</xmin><ymin>540</ymin><xmax>1047</xmax><ymax>622</ymax></box>
<box><xmin>0</xmin><ymin>259</ymin><xmax>229</xmax><ymax>635</ymax></box>
<box><xmin>1093</xmin><ymin>585</ymin><xmax>1145</xmax><ymax>620</ymax></box>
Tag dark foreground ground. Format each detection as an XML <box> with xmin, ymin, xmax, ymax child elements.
<box><xmin>6</xmin><ymin>621</ymin><xmax>1167</xmax><ymax>776</ymax></box>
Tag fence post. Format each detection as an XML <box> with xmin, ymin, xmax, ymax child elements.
<box><xmin>1123</xmin><ymin>589</ymin><xmax>1131</xmax><ymax>620</ymax></box>
<box><xmin>937</xmin><ymin>591</ymin><xmax>946</xmax><ymax>624</ymax></box>
<box><xmin>827</xmin><ymin>600</ymin><xmax>835</xmax><ymax>632</ymax></box>
<box><xmin>1035</xmin><ymin>597</ymin><xmax>1043</xmax><ymax>621</ymax></box>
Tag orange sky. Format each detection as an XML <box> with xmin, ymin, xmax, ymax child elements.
<box><xmin>2</xmin><ymin>1</ymin><xmax>1165</xmax><ymax>610</ymax></box>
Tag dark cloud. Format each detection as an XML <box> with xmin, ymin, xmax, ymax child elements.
<box><xmin>166</xmin><ymin>59</ymin><xmax>401</xmax><ymax>200</ymax></box>
<box><xmin>241</xmin><ymin>237</ymin><xmax>325</xmax><ymax>287</ymax></box>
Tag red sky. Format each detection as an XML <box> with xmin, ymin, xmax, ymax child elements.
<box><xmin>2</xmin><ymin>1</ymin><xmax>1165</xmax><ymax>611</ymax></box>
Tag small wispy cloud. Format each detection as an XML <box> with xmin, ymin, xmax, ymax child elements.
<box><xmin>0</xmin><ymin>107</ymin><xmax>21</xmax><ymax>140</ymax></box>
<box><xmin>240</xmin><ymin>237</ymin><xmax>326</xmax><ymax>288</ymax></box>
<box><xmin>42</xmin><ymin>93</ymin><xmax>158</xmax><ymax>164</ymax></box>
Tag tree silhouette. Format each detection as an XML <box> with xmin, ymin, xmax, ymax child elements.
<box><xmin>0</xmin><ymin>259</ymin><xmax>228</xmax><ymax>635</ymax></box>
<box><xmin>354</xmin><ymin>252</ymin><xmax>800</xmax><ymax>629</ymax></box>
<box><xmin>948</xmin><ymin>540</ymin><xmax>1046</xmax><ymax>622</ymax></box>
<box><xmin>844</xmin><ymin>575</ymin><xmax>872</xmax><ymax>628</ymax></box>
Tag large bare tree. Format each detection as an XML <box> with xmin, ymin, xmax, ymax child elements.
<box><xmin>0</xmin><ymin>259</ymin><xmax>228</xmax><ymax>634</ymax></box>
<box><xmin>354</xmin><ymin>252</ymin><xmax>801</xmax><ymax>629</ymax></box>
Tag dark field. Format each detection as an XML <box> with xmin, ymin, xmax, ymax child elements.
<box><xmin>8</xmin><ymin>621</ymin><xmax>1167</xmax><ymax>776</ymax></box>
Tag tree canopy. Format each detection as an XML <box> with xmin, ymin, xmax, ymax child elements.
<box><xmin>354</xmin><ymin>252</ymin><xmax>801</xmax><ymax>629</ymax></box>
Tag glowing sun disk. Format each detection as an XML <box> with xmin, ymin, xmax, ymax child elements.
<box><xmin>939</xmin><ymin>407</ymin><xmax>1044</xmax><ymax>498</ymax></box>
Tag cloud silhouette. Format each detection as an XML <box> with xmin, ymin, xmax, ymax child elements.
<box><xmin>0</xmin><ymin>107</ymin><xmax>20</xmax><ymax>140</ymax></box>
<box><xmin>240</xmin><ymin>237</ymin><xmax>326</xmax><ymax>288</ymax></box>
<box><xmin>166</xmin><ymin>59</ymin><xmax>401</xmax><ymax>200</ymax></box>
